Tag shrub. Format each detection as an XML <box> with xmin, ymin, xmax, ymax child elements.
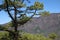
<box><xmin>48</xmin><ymin>33</ymin><xmax>57</xmax><ymax>39</ymax></box>
<box><xmin>19</xmin><ymin>33</ymin><xmax>52</xmax><ymax>40</ymax></box>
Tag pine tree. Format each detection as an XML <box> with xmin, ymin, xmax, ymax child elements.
<box><xmin>0</xmin><ymin>0</ymin><xmax>43</xmax><ymax>40</ymax></box>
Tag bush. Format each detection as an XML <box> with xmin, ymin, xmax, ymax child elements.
<box><xmin>19</xmin><ymin>33</ymin><xmax>52</xmax><ymax>40</ymax></box>
<box><xmin>0</xmin><ymin>32</ymin><xmax>53</xmax><ymax>40</ymax></box>
<box><xmin>48</xmin><ymin>33</ymin><xmax>57</xmax><ymax>39</ymax></box>
<box><xmin>0</xmin><ymin>31</ymin><xmax>10</xmax><ymax>40</ymax></box>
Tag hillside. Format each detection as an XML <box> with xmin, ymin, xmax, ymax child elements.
<box><xmin>17</xmin><ymin>13</ymin><xmax>60</xmax><ymax>35</ymax></box>
<box><xmin>1</xmin><ymin>13</ymin><xmax>60</xmax><ymax>36</ymax></box>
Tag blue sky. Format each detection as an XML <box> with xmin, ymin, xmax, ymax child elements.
<box><xmin>0</xmin><ymin>0</ymin><xmax>60</xmax><ymax>24</ymax></box>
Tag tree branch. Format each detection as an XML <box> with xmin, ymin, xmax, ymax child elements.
<box><xmin>30</xmin><ymin>10</ymin><xmax>37</xmax><ymax>18</ymax></box>
<box><xmin>5</xmin><ymin>0</ymin><xmax>15</xmax><ymax>21</ymax></box>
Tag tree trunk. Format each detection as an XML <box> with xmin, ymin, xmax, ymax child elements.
<box><xmin>13</xmin><ymin>22</ymin><xmax>18</xmax><ymax>40</ymax></box>
<box><xmin>14</xmin><ymin>4</ymin><xmax>19</xmax><ymax>40</ymax></box>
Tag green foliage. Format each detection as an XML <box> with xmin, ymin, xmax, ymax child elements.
<box><xmin>18</xmin><ymin>16</ymin><xmax>30</xmax><ymax>25</ymax></box>
<box><xmin>0</xmin><ymin>34</ymin><xmax>10</xmax><ymax>40</ymax></box>
<box><xmin>19</xmin><ymin>33</ymin><xmax>52</xmax><ymax>40</ymax></box>
<box><xmin>0</xmin><ymin>32</ymin><xmax>58</xmax><ymax>40</ymax></box>
<box><xmin>34</xmin><ymin>2</ymin><xmax>43</xmax><ymax>10</ymax></box>
<box><xmin>5</xmin><ymin>22</ymin><xmax>14</xmax><ymax>27</ymax></box>
<box><xmin>0</xmin><ymin>31</ymin><xmax>14</xmax><ymax>40</ymax></box>
<box><xmin>48</xmin><ymin>33</ymin><xmax>57</xmax><ymax>39</ymax></box>
<box><xmin>0</xmin><ymin>0</ymin><xmax>25</xmax><ymax>9</ymax></box>
<box><xmin>14</xmin><ymin>1</ymin><xmax>25</xmax><ymax>7</ymax></box>
<box><xmin>0</xmin><ymin>25</ymin><xmax>8</xmax><ymax>30</ymax></box>
<box><xmin>29</xmin><ymin>1</ymin><xmax>43</xmax><ymax>10</ymax></box>
<box><xmin>41</xmin><ymin>11</ymin><xmax>50</xmax><ymax>16</ymax></box>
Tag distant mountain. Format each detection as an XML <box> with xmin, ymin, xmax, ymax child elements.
<box><xmin>17</xmin><ymin>13</ymin><xmax>60</xmax><ymax>35</ymax></box>
<box><xmin>1</xmin><ymin>13</ymin><xmax>60</xmax><ymax>38</ymax></box>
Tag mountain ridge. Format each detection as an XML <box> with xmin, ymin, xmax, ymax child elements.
<box><xmin>17</xmin><ymin>13</ymin><xmax>60</xmax><ymax>35</ymax></box>
<box><xmin>1</xmin><ymin>13</ymin><xmax>60</xmax><ymax>35</ymax></box>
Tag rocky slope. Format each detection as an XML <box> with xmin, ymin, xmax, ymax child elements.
<box><xmin>17</xmin><ymin>13</ymin><xmax>60</xmax><ymax>36</ymax></box>
<box><xmin>1</xmin><ymin>13</ymin><xmax>60</xmax><ymax>38</ymax></box>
